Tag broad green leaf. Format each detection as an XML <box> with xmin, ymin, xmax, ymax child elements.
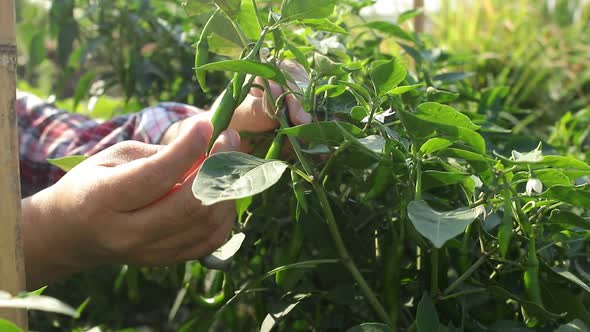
<box><xmin>199</xmin><ymin>233</ymin><xmax>246</xmax><ymax>270</ymax></box>
<box><xmin>181</xmin><ymin>0</ymin><xmax>214</xmax><ymax>16</ymax></box>
<box><xmin>397</xmin><ymin>8</ymin><xmax>423</xmax><ymax>23</ymax></box>
<box><xmin>387</xmin><ymin>83</ymin><xmax>424</xmax><ymax>95</ymax></box>
<box><xmin>407</xmin><ymin>200</ymin><xmax>481</xmax><ymax>248</ymax></box>
<box><xmin>432</xmin><ymin>72</ymin><xmax>474</xmax><ymax>83</ymax></box>
<box><xmin>0</xmin><ymin>319</ymin><xmax>21</xmax><ymax>332</ymax></box>
<box><xmin>281</xmin><ymin>0</ymin><xmax>338</xmax><ymax>20</ymax></box>
<box><xmin>47</xmin><ymin>155</ymin><xmax>87</xmax><ymax>172</ymax></box>
<box><xmin>236</xmin><ymin>0</ymin><xmax>261</xmax><ymax>39</ymax></box>
<box><xmin>213</xmin><ymin>0</ymin><xmax>241</xmax><ymax>17</ymax></box>
<box><xmin>535</xmin><ymin>169</ymin><xmax>571</xmax><ymax>187</ymax></box>
<box><xmin>399</xmin><ymin>111</ymin><xmax>486</xmax><ymax>153</ymax></box>
<box><xmin>279</xmin><ymin>122</ymin><xmax>364</xmax><ymax>145</ymax></box>
<box><xmin>365</xmin><ymin>21</ymin><xmax>414</xmax><ymax>41</ymax></box>
<box><xmin>541</xmin><ymin>185</ymin><xmax>590</xmax><ymax>207</ymax></box>
<box><xmin>548</xmin><ymin>210</ymin><xmax>590</xmax><ymax>230</ymax></box>
<box><xmin>261</xmin><ymin>300</ymin><xmax>303</xmax><ymax>332</ymax></box>
<box><xmin>415</xmin><ymin>102</ymin><xmax>480</xmax><ymax>130</ymax></box>
<box><xmin>370</xmin><ymin>59</ymin><xmax>407</xmax><ymax>96</ymax></box>
<box><xmin>426</xmin><ymin>87</ymin><xmax>459</xmax><ymax>103</ymax></box>
<box><xmin>192</xmin><ymin>152</ymin><xmax>288</xmax><ymax>205</ymax></box>
<box><xmin>548</xmin><ymin>266</ymin><xmax>590</xmax><ymax>294</ymax></box>
<box><xmin>302</xmin><ymin>19</ymin><xmax>348</xmax><ymax>34</ymax></box>
<box><xmin>357</xmin><ymin>135</ymin><xmax>386</xmax><ymax>154</ymax></box>
<box><xmin>416</xmin><ymin>293</ymin><xmax>439</xmax><ymax>332</ymax></box>
<box><xmin>498</xmin><ymin>197</ymin><xmax>514</xmax><ymax>258</ymax></box>
<box><xmin>28</xmin><ymin>286</ymin><xmax>47</xmax><ymax>296</ymax></box>
<box><xmin>346</xmin><ymin>322</ymin><xmax>394</xmax><ymax>332</ymax></box>
<box><xmin>556</xmin><ymin>319</ymin><xmax>589</xmax><ymax>332</ymax></box>
<box><xmin>339</xmin><ymin>80</ymin><xmax>371</xmax><ymax>103</ymax></box>
<box><xmin>420</xmin><ymin>138</ymin><xmax>453</xmax><ymax>155</ymax></box>
<box><xmin>73</xmin><ymin>70</ymin><xmax>96</xmax><ymax>111</ymax></box>
<box><xmin>423</xmin><ymin>171</ymin><xmax>470</xmax><ymax>189</ymax></box>
<box><xmin>0</xmin><ymin>291</ymin><xmax>78</xmax><ymax>317</ymax></box>
<box><xmin>197</xmin><ymin>60</ymin><xmax>287</xmax><ymax>85</ymax></box>
<box><xmin>438</xmin><ymin>148</ymin><xmax>491</xmax><ymax>173</ymax></box>
<box><xmin>488</xmin><ymin>286</ymin><xmax>565</xmax><ymax>320</ymax></box>
<box><xmin>28</xmin><ymin>31</ymin><xmax>46</xmax><ymax>68</ymax></box>
<box><xmin>313</xmin><ymin>53</ymin><xmax>345</xmax><ymax>78</ymax></box>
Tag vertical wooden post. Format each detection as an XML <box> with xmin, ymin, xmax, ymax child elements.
<box><xmin>0</xmin><ymin>0</ymin><xmax>28</xmax><ymax>328</ymax></box>
<box><xmin>414</xmin><ymin>0</ymin><xmax>425</xmax><ymax>33</ymax></box>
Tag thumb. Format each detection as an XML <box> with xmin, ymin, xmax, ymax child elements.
<box><xmin>109</xmin><ymin>116</ymin><xmax>214</xmax><ymax>210</ymax></box>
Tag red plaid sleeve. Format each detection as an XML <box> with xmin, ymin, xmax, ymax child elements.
<box><xmin>16</xmin><ymin>91</ymin><xmax>200</xmax><ymax>197</ymax></box>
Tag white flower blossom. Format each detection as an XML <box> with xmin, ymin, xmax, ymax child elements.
<box><xmin>526</xmin><ymin>178</ymin><xmax>543</xmax><ymax>196</ymax></box>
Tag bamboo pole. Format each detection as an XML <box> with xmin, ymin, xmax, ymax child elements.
<box><xmin>414</xmin><ymin>0</ymin><xmax>425</xmax><ymax>33</ymax></box>
<box><xmin>0</xmin><ymin>0</ymin><xmax>28</xmax><ymax>328</ymax></box>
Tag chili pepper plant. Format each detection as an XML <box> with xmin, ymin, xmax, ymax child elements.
<box><xmin>20</xmin><ymin>0</ymin><xmax>590</xmax><ymax>331</ymax></box>
<box><xmin>174</xmin><ymin>0</ymin><xmax>590</xmax><ymax>331</ymax></box>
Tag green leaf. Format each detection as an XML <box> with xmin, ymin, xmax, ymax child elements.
<box><xmin>399</xmin><ymin>111</ymin><xmax>486</xmax><ymax>153</ymax></box>
<box><xmin>548</xmin><ymin>210</ymin><xmax>590</xmax><ymax>230</ymax></box>
<box><xmin>236</xmin><ymin>0</ymin><xmax>262</xmax><ymax>39</ymax></box>
<box><xmin>0</xmin><ymin>291</ymin><xmax>78</xmax><ymax>317</ymax></box>
<box><xmin>213</xmin><ymin>0</ymin><xmax>241</xmax><ymax>17</ymax></box>
<box><xmin>0</xmin><ymin>319</ymin><xmax>22</xmax><ymax>332</ymax></box>
<box><xmin>236</xmin><ymin>196</ymin><xmax>253</xmax><ymax>223</ymax></box>
<box><xmin>387</xmin><ymin>83</ymin><xmax>424</xmax><ymax>95</ymax></box>
<box><xmin>261</xmin><ymin>300</ymin><xmax>304</xmax><ymax>332</ymax></box>
<box><xmin>423</xmin><ymin>171</ymin><xmax>470</xmax><ymax>189</ymax></box>
<box><xmin>346</xmin><ymin>322</ymin><xmax>394</xmax><ymax>332</ymax></box>
<box><xmin>432</xmin><ymin>72</ymin><xmax>474</xmax><ymax>83</ymax></box>
<box><xmin>370</xmin><ymin>59</ymin><xmax>407</xmax><ymax>96</ymax></box>
<box><xmin>281</xmin><ymin>0</ymin><xmax>339</xmax><ymax>20</ymax></box>
<box><xmin>284</xmin><ymin>41</ymin><xmax>311</xmax><ymax>73</ymax></box>
<box><xmin>28</xmin><ymin>286</ymin><xmax>47</xmax><ymax>296</ymax></box>
<box><xmin>365</xmin><ymin>21</ymin><xmax>414</xmax><ymax>41</ymax></box>
<box><xmin>548</xmin><ymin>266</ymin><xmax>590</xmax><ymax>294</ymax></box>
<box><xmin>199</xmin><ymin>233</ymin><xmax>246</xmax><ymax>270</ymax></box>
<box><xmin>415</xmin><ymin>102</ymin><xmax>480</xmax><ymax>130</ymax></box>
<box><xmin>279</xmin><ymin>122</ymin><xmax>364</xmax><ymax>145</ymax></box>
<box><xmin>416</xmin><ymin>293</ymin><xmax>439</xmax><ymax>332</ymax></box>
<box><xmin>420</xmin><ymin>138</ymin><xmax>453</xmax><ymax>155</ymax></box>
<box><xmin>397</xmin><ymin>8</ymin><xmax>423</xmax><ymax>23</ymax></box>
<box><xmin>407</xmin><ymin>200</ymin><xmax>481</xmax><ymax>248</ymax></box>
<box><xmin>73</xmin><ymin>70</ymin><xmax>97</xmax><ymax>111</ymax></box>
<box><xmin>28</xmin><ymin>31</ymin><xmax>46</xmax><ymax>68</ymax></box>
<box><xmin>313</xmin><ymin>53</ymin><xmax>345</xmax><ymax>78</ymax></box>
<box><xmin>339</xmin><ymin>80</ymin><xmax>372</xmax><ymax>102</ymax></box>
<box><xmin>498</xmin><ymin>197</ymin><xmax>514</xmax><ymax>258</ymax></box>
<box><xmin>556</xmin><ymin>319</ymin><xmax>589</xmax><ymax>332</ymax></box>
<box><xmin>541</xmin><ymin>185</ymin><xmax>590</xmax><ymax>207</ymax></box>
<box><xmin>197</xmin><ymin>60</ymin><xmax>287</xmax><ymax>85</ymax></box>
<box><xmin>192</xmin><ymin>152</ymin><xmax>288</xmax><ymax>206</ymax></box>
<box><xmin>302</xmin><ymin>18</ymin><xmax>348</xmax><ymax>34</ymax></box>
<box><xmin>47</xmin><ymin>155</ymin><xmax>87</xmax><ymax>172</ymax></box>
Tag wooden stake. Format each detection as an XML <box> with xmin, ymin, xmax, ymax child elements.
<box><xmin>414</xmin><ymin>0</ymin><xmax>425</xmax><ymax>33</ymax></box>
<box><xmin>0</xmin><ymin>0</ymin><xmax>28</xmax><ymax>328</ymax></box>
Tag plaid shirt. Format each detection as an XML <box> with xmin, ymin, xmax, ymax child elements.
<box><xmin>16</xmin><ymin>92</ymin><xmax>198</xmax><ymax>197</ymax></box>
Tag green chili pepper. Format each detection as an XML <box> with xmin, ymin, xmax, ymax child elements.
<box><xmin>364</xmin><ymin>161</ymin><xmax>393</xmax><ymax>201</ymax></box>
<box><xmin>207</xmin><ymin>74</ymin><xmax>243</xmax><ymax>153</ymax></box>
<box><xmin>265</xmin><ymin>133</ymin><xmax>283</xmax><ymax>160</ymax></box>
<box><xmin>195</xmin><ymin>10</ymin><xmax>219</xmax><ymax>93</ymax></box>
<box><xmin>383</xmin><ymin>239</ymin><xmax>403</xmax><ymax>326</ymax></box>
<box><xmin>275</xmin><ymin>196</ymin><xmax>305</xmax><ymax>288</ymax></box>
<box><xmin>192</xmin><ymin>272</ymin><xmax>233</xmax><ymax>309</ymax></box>
<box><xmin>523</xmin><ymin>236</ymin><xmax>543</xmax><ymax>307</ymax></box>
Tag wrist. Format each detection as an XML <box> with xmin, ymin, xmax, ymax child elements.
<box><xmin>22</xmin><ymin>189</ymin><xmax>88</xmax><ymax>289</ymax></box>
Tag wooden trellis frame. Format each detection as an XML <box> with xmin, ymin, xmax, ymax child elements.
<box><xmin>0</xmin><ymin>0</ymin><xmax>28</xmax><ymax>328</ymax></box>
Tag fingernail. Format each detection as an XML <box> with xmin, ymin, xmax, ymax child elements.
<box><xmin>227</xmin><ymin>130</ymin><xmax>241</xmax><ymax>149</ymax></box>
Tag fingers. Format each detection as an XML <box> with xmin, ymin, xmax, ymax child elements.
<box><xmin>287</xmin><ymin>94</ymin><xmax>312</xmax><ymax>125</ymax></box>
<box><xmin>126</xmin><ymin>129</ymin><xmax>240</xmax><ymax>239</ymax></box>
<box><xmin>106</xmin><ymin>117</ymin><xmax>213</xmax><ymax>211</ymax></box>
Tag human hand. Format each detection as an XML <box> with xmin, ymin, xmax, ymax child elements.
<box><xmin>22</xmin><ymin>115</ymin><xmax>240</xmax><ymax>289</ymax></box>
<box><xmin>160</xmin><ymin>60</ymin><xmax>311</xmax><ymax>146</ymax></box>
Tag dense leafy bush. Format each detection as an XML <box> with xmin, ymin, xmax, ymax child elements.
<box><xmin>6</xmin><ymin>0</ymin><xmax>590</xmax><ymax>331</ymax></box>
